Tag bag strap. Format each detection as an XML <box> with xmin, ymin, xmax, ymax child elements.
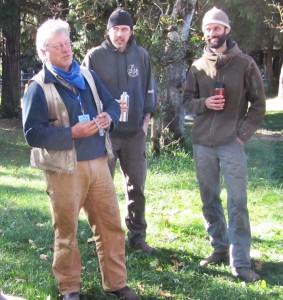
<box><xmin>80</xmin><ymin>66</ymin><xmax>102</xmax><ymax>114</ymax></box>
<box><xmin>80</xmin><ymin>66</ymin><xmax>114</xmax><ymax>158</ymax></box>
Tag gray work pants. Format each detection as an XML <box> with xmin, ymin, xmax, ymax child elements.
<box><xmin>109</xmin><ymin>129</ymin><xmax>148</xmax><ymax>246</ymax></box>
<box><xmin>193</xmin><ymin>140</ymin><xmax>252</xmax><ymax>268</ymax></box>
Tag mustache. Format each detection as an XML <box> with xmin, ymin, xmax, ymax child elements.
<box><xmin>208</xmin><ymin>36</ymin><xmax>219</xmax><ymax>41</ymax></box>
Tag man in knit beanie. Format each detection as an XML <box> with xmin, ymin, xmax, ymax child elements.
<box><xmin>82</xmin><ymin>8</ymin><xmax>157</xmax><ymax>260</ymax></box>
<box><xmin>201</xmin><ymin>6</ymin><xmax>231</xmax><ymax>51</ymax></box>
<box><xmin>183</xmin><ymin>7</ymin><xmax>265</xmax><ymax>282</ymax></box>
<box><xmin>107</xmin><ymin>8</ymin><xmax>134</xmax><ymax>31</ymax></box>
<box><xmin>202</xmin><ymin>6</ymin><xmax>230</xmax><ymax>32</ymax></box>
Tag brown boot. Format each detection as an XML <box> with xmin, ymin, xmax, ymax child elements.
<box><xmin>62</xmin><ymin>292</ymin><xmax>80</xmax><ymax>300</ymax></box>
<box><xmin>199</xmin><ymin>251</ymin><xmax>229</xmax><ymax>267</ymax></box>
<box><xmin>232</xmin><ymin>268</ymin><xmax>261</xmax><ymax>282</ymax></box>
<box><xmin>108</xmin><ymin>286</ymin><xmax>141</xmax><ymax>300</ymax></box>
<box><xmin>131</xmin><ymin>241</ymin><xmax>158</xmax><ymax>254</ymax></box>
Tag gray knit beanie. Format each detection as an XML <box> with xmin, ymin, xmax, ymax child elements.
<box><xmin>107</xmin><ymin>9</ymin><xmax>134</xmax><ymax>30</ymax></box>
<box><xmin>202</xmin><ymin>7</ymin><xmax>230</xmax><ymax>32</ymax></box>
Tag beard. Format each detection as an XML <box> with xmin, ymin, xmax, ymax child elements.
<box><xmin>113</xmin><ymin>38</ymin><xmax>125</xmax><ymax>46</ymax></box>
<box><xmin>206</xmin><ymin>32</ymin><xmax>227</xmax><ymax>49</ymax></box>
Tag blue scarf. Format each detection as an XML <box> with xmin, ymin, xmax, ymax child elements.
<box><xmin>48</xmin><ymin>60</ymin><xmax>86</xmax><ymax>90</ymax></box>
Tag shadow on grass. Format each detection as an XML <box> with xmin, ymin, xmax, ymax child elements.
<box><xmin>261</xmin><ymin>112</ymin><xmax>283</xmax><ymax>132</ymax></box>
<box><xmin>244</xmin><ymin>112</ymin><xmax>283</xmax><ymax>186</ymax></box>
<box><xmin>1</xmin><ymin>115</ymin><xmax>282</xmax><ymax>299</ymax></box>
<box><xmin>246</xmin><ymin>138</ymin><xmax>283</xmax><ymax>187</ymax></box>
<box><xmin>118</xmin><ymin>247</ymin><xmax>281</xmax><ymax>300</ymax></box>
<box><xmin>0</xmin><ymin>141</ymin><xmax>30</xmax><ymax>167</ymax></box>
<box><xmin>1</xmin><ymin>206</ymin><xmax>283</xmax><ymax>299</ymax></box>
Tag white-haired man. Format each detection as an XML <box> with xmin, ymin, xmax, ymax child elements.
<box><xmin>22</xmin><ymin>19</ymin><xmax>141</xmax><ymax>300</ymax></box>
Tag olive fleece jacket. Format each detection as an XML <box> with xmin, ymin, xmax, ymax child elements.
<box><xmin>183</xmin><ymin>40</ymin><xmax>266</xmax><ymax>146</ymax></box>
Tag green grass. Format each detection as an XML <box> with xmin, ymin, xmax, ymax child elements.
<box><xmin>0</xmin><ymin>99</ymin><xmax>283</xmax><ymax>299</ymax></box>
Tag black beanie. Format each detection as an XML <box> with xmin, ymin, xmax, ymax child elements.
<box><xmin>107</xmin><ymin>9</ymin><xmax>134</xmax><ymax>30</ymax></box>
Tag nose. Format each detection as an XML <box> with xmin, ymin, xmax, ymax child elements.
<box><xmin>62</xmin><ymin>46</ymin><xmax>71</xmax><ymax>53</ymax></box>
<box><xmin>209</xmin><ymin>29</ymin><xmax>217</xmax><ymax>37</ymax></box>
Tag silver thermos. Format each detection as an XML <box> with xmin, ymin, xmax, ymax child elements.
<box><xmin>120</xmin><ymin>91</ymin><xmax>129</xmax><ymax>122</ymax></box>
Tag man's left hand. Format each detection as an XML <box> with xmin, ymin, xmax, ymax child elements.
<box><xmin>96</xmin><ymin>112</ymin><xmax>112</xmax><ymax>130</ymax></box>
<box><xmin>236</xmin><ymin>136</ymin><xmax>244</xmax><ymax>145</ymax></box>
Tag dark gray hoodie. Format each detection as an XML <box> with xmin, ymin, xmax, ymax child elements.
<box><xmin>82</xmin><ymin>38</ymin><xmax>156</xmax><ymax>137</ymax></box>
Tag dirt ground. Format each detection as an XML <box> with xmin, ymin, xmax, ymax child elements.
<box><xmin>0</xmin><ymin>118</ymin><xmax>22</xmax><ymax>130</ymax></box>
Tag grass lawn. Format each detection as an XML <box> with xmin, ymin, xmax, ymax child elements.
<box><xmin>0</xmin><ymin>98</ymin><xmax>282</xmax><ymax>299</ymax></box>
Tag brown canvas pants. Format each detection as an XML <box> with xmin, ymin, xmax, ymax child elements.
<box><xmin>44</xmin><ymin>156</ymin><xmax>126</xmax><ymax>295</ymax></box>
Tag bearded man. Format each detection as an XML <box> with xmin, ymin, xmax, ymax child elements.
<box><xmin>82</xmin><ymin>9</ymin><xmax>157</xmax><ymax>255</ymax></box>
<box><xmin>183</xmin><ymin>7</ymin><xmax>265</xmax><ymax>282</ymax></box>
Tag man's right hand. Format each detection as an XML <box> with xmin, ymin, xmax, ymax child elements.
<box><xmin>116</xmin><ymin>98</ymin><xmax>128</xmax><ymax>113</ymax></box>
<box><xmin>205</xmin><ymin>95</ymin><xmax>225</xmax><ymax>110</ymax></box>
<box><xmin>71</xmin><ymin>120</ymin><xmax>99</xmax><ymax>138</ymax></box>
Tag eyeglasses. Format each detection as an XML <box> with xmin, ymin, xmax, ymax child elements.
<box><xmin>46</xmin><ymin>41</ymin><xmax>72</xmax><ymax>50</ymax></box>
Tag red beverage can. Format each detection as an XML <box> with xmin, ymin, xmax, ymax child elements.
<box><xmin>213</xmin><ymin>88</ymin><xmax>225</xmax><ymax>97</ymax></box>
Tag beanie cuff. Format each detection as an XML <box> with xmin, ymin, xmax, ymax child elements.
<box><xmin>107</xmin><ymin>9</ymin><xmax>134</xmax><ymax>30</ymax></box>
<box><xmin>202</xmin><ymin>20</ymin><xmax>231</xmax><ymax>31</ymax></box>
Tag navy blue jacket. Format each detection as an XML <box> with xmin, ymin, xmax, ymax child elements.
<box><xmin>22</xmin><ymin>65</ymin><xmax>120</xmax><ymax>161</ymax></box>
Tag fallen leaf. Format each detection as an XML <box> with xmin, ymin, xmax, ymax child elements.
<box><xmin>156</xmin><ymin>266</ymin><xmax>163</xmax><ymax>271</ymax></box>
<box><xmin>36</xmin><ymin>223</ymin><xmax>44</xmax><ymax>227</ymax></box>
<box><xmin>255</xmin><ymin>261</ymin><xmax>265</xmax><ymax>270</ymax></box>
<box><xmin>170</xmin><ymin>259</ymin><xmax>185</xmax><ymax>271</ymax></box>
<box><xmin>40</xmin><ymin>254</ymin><xmax>48</xmax><ymax>260</ymax></box>
<box><xmin>137</xmin><ymin>283</ymin><xmax>145</xmax><ymax>292</ymax></box>
<box><xmin>150</xmin><ymin>259</ymin><xmax>159</xmax><ymax>267</ymax></box>
<box><xmin>15</xmin><ymin>278</ymin><xmax>26</xmax><ymax>283</ymax></box>
<box><xmin>158</xmin><ymin>291</ymin><xmax>173</xmax><ymax>298</ymax></box>
<box><xmin>28</xmin><ymin>239</ymin><xmax>37</xmax><ymax>249</ymax></box>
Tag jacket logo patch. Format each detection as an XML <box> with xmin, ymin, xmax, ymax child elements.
<box><xmin>127</xmin><ymin>64</ymin><xmax>139</xmax><ymax>77</ymax></box>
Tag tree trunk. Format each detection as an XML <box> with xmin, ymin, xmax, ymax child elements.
<box><xmin>279</xmin><ymin>63</ymin><xmax>283</xmax><ymax>99</ymax></box>
<box><xmin>1</xmin><ymin>0</ymin><xmax>21</xmax><ymax>118</ymax></box>
<box><xmin>151</xmin><ymin>0</ymin><xmax>197</xmax><ymax>154</ymax></box>
<box><xmin>265</xmin><ymin>34</ymin><xmax>276</xmax><ymax>97</ymax></box>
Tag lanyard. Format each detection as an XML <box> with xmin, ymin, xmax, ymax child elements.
<box><xmin>76</xmin><ymin>92</ymin><xmax>85</xmax><ymax>115</ymax></box>
<box><xmin>68</xmin><ymin>90</ymin><xmax>85</xmax><ymax>115</ymax></box>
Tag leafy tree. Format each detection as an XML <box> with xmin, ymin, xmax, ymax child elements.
<box><xmin>0</xmin><ymin>0</ymin><xmax>282</xmax><ymax>146</ymax></box>
<box><xmin>0</xmin><ymin>0</ymin><xmax>70</xmax><ymax>117</ymax></box>
<box><xmin>265</xmin><ymin>0</ymin><xmax>282</xmax><ymax>98</ymax></box>
<box><xmin>132</xmin><ymin>0</ymin><xmax>199</xmax><ymax>153</ymax></box>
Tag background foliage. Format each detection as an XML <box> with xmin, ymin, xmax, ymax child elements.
<box><xmin>0</xmin><ymin>0</ymin><xmax>282</xmax><ymax>148</ymax></box>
